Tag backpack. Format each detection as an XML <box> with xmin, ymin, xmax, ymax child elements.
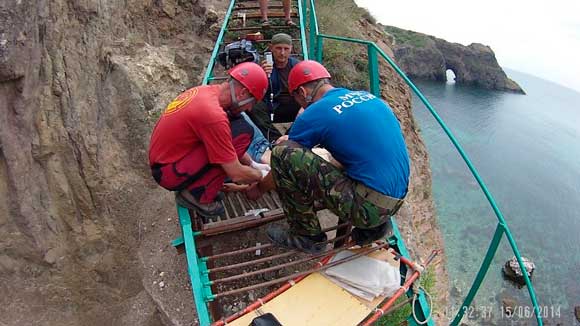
<box><xmin>218</xmin><ymin>39</ymin><xmax>259</xmax><ymax>69</ymax></box>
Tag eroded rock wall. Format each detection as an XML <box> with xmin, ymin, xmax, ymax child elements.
<box><xmin>0</xmin><ymin>1</ymin><xmax>223</xmax><ymax>324</ymax></box>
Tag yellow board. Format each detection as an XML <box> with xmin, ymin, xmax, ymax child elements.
<box><xmin>228</xmin><ymin>249</ymin><xmax>399</xmax><ymax>326</ymax></box>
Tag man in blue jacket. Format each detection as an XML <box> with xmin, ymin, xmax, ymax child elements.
<box><xmin>246</xmin><ymin>61</ymin><xmax>410</xmax><ymax>254</ymax></box>
<box><xmin>248</xmin><ymin>33</ymin><xmax>301</xmax><ymax>144</ymax></box>
<box><xmin>261</xmin><ymin>33</ymin><xmax>301</xmax><ymax>122</ymax></box>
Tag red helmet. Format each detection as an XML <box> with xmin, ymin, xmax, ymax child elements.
<box><xmin>288</xmin><ymin>60</ymin><xmax>331</xmax><ymax>93</ymax></box>
<box><xmin>228</xmin><ymin>62</ymin><xmax>268</xmax><ymax>101</ymax></box>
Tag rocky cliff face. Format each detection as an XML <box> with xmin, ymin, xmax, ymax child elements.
<box><xmin>385</xmin><ymin>26</ymin><xmax>525</xmax><ymax>93</ymax></box>
<box><xmin>0</xmin><ymin>1</ymin><xmax>223</xmax><ymax>325</ymax></box>
<box><xmin>0</xmin><ymin>1</ymin><xmax>445</xmax><ymax>325</ymax></box>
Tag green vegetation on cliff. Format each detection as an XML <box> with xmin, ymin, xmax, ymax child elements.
<box><xmin>315</xmin><ymin>0</ymin><xmax>375</xmax><ymax>90</ymax></box>
<box><xmin>384</xmin><ymin>26</ymin><xmax>428</xmax><ymax>48</ymax></box>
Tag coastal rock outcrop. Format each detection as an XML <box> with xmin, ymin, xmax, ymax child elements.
<box><xmin>502</xmin><ymin>256</ymin><xmax>535</xmax><ymax>286</ymax></box>
<box><xmin>385</xmin><ymin>26</ymin><xmax>525</xmax><ymax>94</ymax></box>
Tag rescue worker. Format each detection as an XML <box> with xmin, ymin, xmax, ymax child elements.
<box><xmin>246</xmin><ymin>60</ymin><xmax>410</xmax><ymax>254</ymax></box>
<box><xmin>148</xmin><ymin>62</ymin><xmax>270</xmax><ymax>219</ymax></box>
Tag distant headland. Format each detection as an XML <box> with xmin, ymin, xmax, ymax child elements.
<box><xmin>384</xmin><ymin>26</ymin><xmax>525</xmax><ymax>94</ymax></box>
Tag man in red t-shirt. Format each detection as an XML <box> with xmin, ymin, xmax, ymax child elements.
<box><xmin>149</xmin><ymin>62</ymin><xmax>269</xmax><ymax>218</ymax></box>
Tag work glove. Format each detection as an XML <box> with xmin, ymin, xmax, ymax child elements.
<box><xmin>250</xmin><ymin>160</ymin><xmax>270</xmax><ymax>179</ymax></box>
<box><xmin>250</xmin><ymin>160</ymin><xmax>271</xmax><ymax>172</ymax></box>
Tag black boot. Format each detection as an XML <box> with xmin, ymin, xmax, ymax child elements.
<box><xmin>266</xmin><ymin>225</ymin><xmax>327</xmax><ymax>255</ymax></box>
<box><xmin>351</xmin><ymin>222</ymin><xmax>389</xmax><ymax>246</ymax></box>
<box><xmin>175</xmin><ymin>190</ymin><xmax>225</xmax><ymax>219</ymax></box>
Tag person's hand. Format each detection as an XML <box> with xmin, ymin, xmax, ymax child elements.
<box><xmin>222</xmin><ymin>183</ymin><xmax>249</xmax><ymax>192</ymax></box>
<box><xmin>261</xmin><ymin>60</ymin><xmax>273</xmax><ymax>76</ymax></box>
<box><xmin>245</xmin><ymin>183</ymin><xmax>263</xmax><ymax>201</ymax></box>
<box><xmin>275</xmin><ymin>135</ymin><xmax>289</xmax><ymax>145</ymax></box>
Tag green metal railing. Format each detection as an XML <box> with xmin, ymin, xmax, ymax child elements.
<box><xmin>389</xmin><ymin>217</ymin><xmax>433</xmax><ymax>324</ymax></box>
<box><xmin>296</xmin><ymin>0</ymin><xmax>309</xmax><ymax>60</ymax></box>
<box><xmin>176</xmin><ymin>206</ymin><xmax>212</xmax><ymax>325</ymax></box>
<box><xmin>303</xmin><ymin>1</ymin><xmax>542</xmax><ymax>324</ymax></box>
<box><xmin>202</xmin><ymin>0</ymin><xmax>236</xmax><ymax>85</ymax></box>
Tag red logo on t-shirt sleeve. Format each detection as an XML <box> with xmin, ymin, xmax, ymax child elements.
<box><xmin>163</xmin><ymin>87</ymin><xmax>199</xmax><ymax>116</ymax></box>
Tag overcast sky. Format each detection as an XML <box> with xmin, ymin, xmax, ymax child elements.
<box><xmin>354</xmin><ymin>0</ymin><xmax>580</xmax><ymax>93</ymax></box>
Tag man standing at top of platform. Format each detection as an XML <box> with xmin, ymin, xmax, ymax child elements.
<box><xmin>148</xmin><ymin>62</ymin><xmax>271</xmax><ymax>219</ymax></box>
<box><xmin>259</xmin><ymin>0</ymin><xmax>296</xmax><ymax>27</ymax></box>
<box><xmin>246</xmin><ymin>60</ymin><xmax>410</xmax><ymax>254</ymax></box>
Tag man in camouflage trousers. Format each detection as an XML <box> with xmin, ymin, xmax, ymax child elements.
<box><xmin>271</xmin><ymin>141</ymin><xmax>394</xmax><ymax>235</ymax></box>
<box><xmin>246</xmin><ymin>61</ymin><xmax>409</xmax><ymax>254</ymax></box>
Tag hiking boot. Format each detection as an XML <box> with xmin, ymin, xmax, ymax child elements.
<box><xmin>266</xmin><ymin>225</ymin><xmax>327</xmax><ymax>255</ymax></box>
<box><xmin>351</xmin><ymin>222</ymin><xmax>389</xmax><ymax>246</ymax></box>
<box><xmin>175</xmin><ymin>190</ymin><xmax>225</xmax><ymax>219</ymax></box>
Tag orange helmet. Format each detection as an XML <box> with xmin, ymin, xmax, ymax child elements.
<box><xmin>228</xmin><ymin>62</ymin><xmax>268</xmax><ymax>101</ymax></box>
<box><xmin>288</xmin><ymin>60</ymin><xmax>331</xmax><ymax>94</ymax></box>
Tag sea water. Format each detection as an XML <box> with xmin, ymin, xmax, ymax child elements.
<box><xmin>411</xmin><ymin>70</ymin><xmax>580</xmax><ymax>325</ymax></box>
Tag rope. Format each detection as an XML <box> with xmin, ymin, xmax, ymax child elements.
<box><xmin>411</xmin><ymin>270</ymin><xmax>433</xmax><ymax>325</ymax></box>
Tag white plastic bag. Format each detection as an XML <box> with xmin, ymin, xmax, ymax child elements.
<box><xmin>324</xmin><ymin>251</ymin><xmax>400</xmax><ymax>301</ymax></box>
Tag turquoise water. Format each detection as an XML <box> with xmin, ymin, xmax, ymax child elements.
<box><xmin>411</xmin><ymin>70</ymin><xmax>580</xmax><ymax>325</ymax></box>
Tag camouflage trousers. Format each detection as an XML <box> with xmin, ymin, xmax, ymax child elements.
<box><xmin>271</xmin><ymin>140</ymin><xmax>392</xmax><ymax>236</ymax></box>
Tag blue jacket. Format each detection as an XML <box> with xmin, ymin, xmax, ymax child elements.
<box><xmin>267</xmin><ymin>57</ymin><xmax>300</xmax><ymax>103</ymax></box>
<box><xmin>289</xmin><ymin>88</ymin><xmax>410</xmax><ymax>198</ymax></box>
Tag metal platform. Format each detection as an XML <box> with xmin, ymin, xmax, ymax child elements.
<box><xmin>196</xmin><ymin>191</ymin><xmax>286</xmax><ymax>236</ymax></box>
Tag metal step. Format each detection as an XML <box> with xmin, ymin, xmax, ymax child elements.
<box><xmin>228</xmin><ymin>25</ymin><xmax>300</xmax><ymax>32</ymax></box>
<box><xmin>232</xmin><ymin>12</ymin><xmax>299</xmax><ymax>20</ymax></box>
<box><xmin>234</xmin><ymin>5</ymin><xmax>298</xmax><ymax>10</ymax></box>
<box><xmin>254</xmin><ymin>38</ymin><xmax>301</xmax><ymax>43</ymax></box>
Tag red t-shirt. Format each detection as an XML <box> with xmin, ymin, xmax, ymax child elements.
<box><xmin>148</xmin><ymin>85</ymin><xmax>237</xmax><ymax>166</ymax></box>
